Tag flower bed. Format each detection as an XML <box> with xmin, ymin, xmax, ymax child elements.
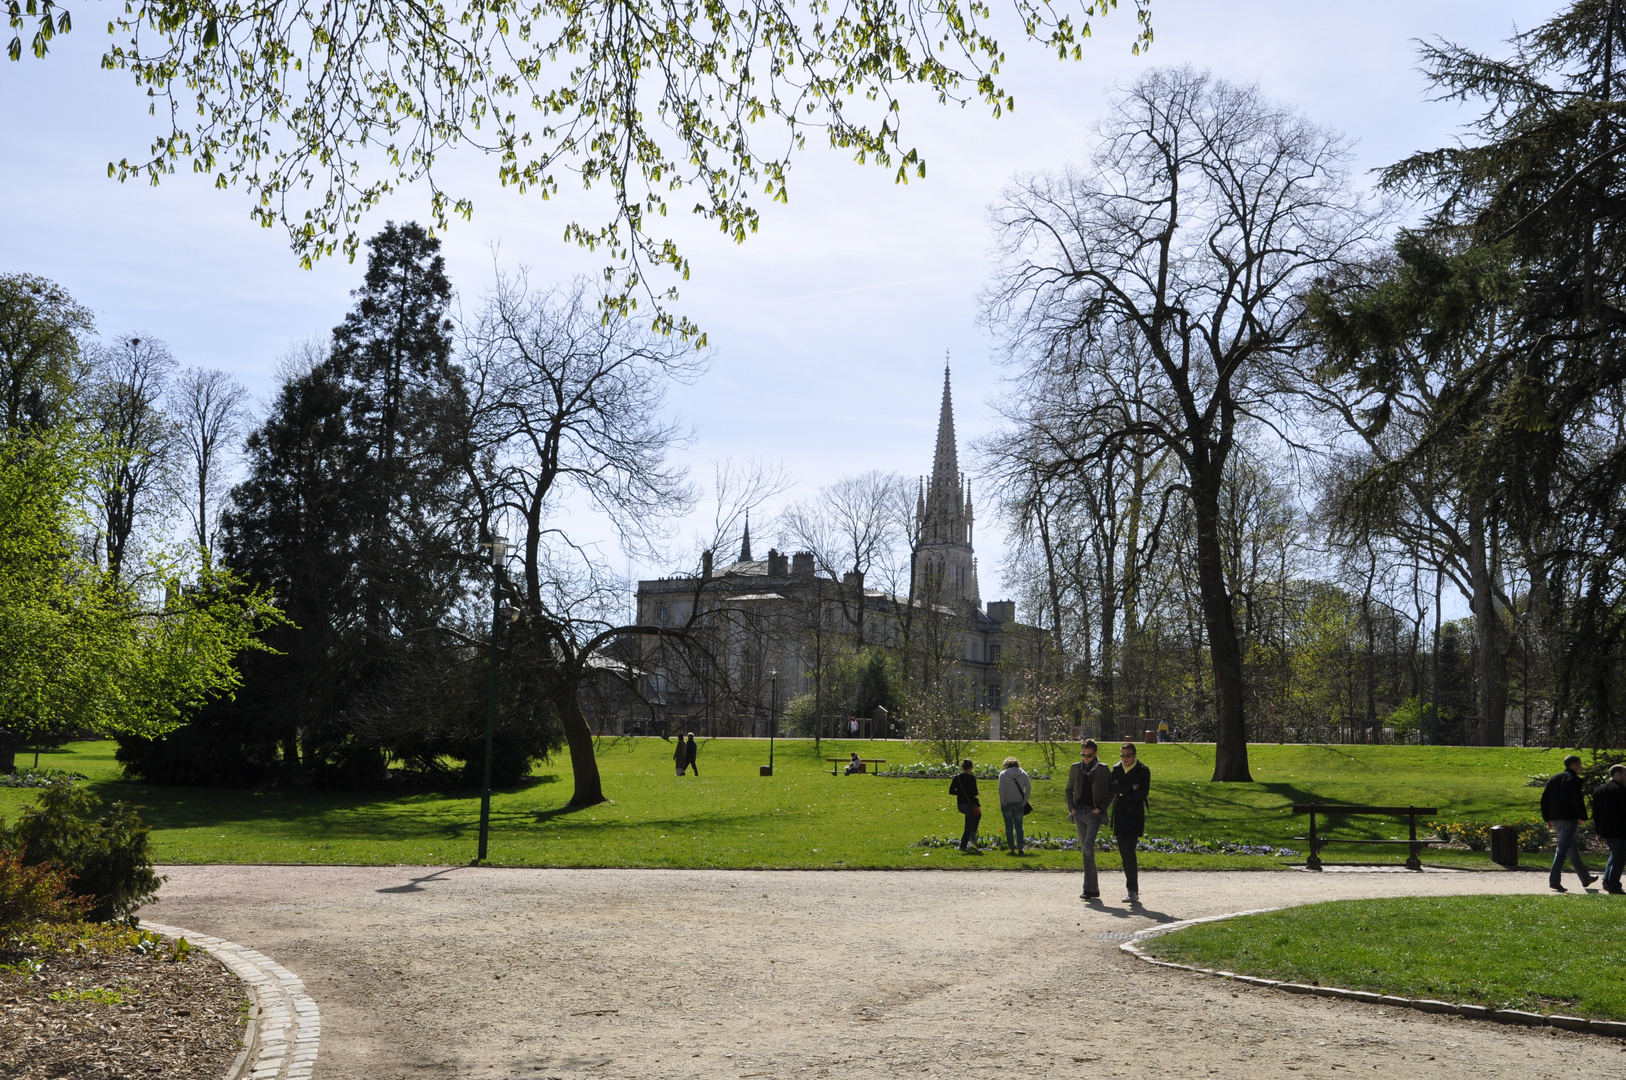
<box><xmin>878</xmin><ymin>761</ymin><xmax>1052</xmax><ymax>781</ymax></box>
<box><xmin>912</xmin><ymin>833</ymin><xmax>1299</xmax><ymax>856</ymax></box>
<box><xmin>1428</xmin><ymin>817</ymin><xmax>1550</xmax><ymax>852</ymax></box>
<box><xmin>0</xmin><ymin>769</ymin><xmax>82</xmax><ymax>789</ymax></box>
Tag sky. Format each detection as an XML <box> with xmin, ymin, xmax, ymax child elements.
<box><xmin>0</xmin><ymin>0</ymin><xmax>1555</xmax><ymax>607</ymax></box>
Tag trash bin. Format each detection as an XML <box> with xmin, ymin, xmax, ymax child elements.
<box><xmin>1489</xmin><ymin>825</ymin><xmax>1519</xmax><ymax>867</ymax></box>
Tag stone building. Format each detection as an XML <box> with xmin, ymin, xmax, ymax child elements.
<box><xmin>630</xmin><ymin>368</ymin><xmax>1027</xmax><ymax>736</ymax></box>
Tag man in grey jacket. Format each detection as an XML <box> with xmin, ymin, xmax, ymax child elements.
<box><xmin>1065</xmin><ymin>740</ymin><xmax>1114</xmax><ymax>901</ymax></box>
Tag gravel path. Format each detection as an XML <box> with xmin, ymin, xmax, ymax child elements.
<box><xmin>143</xmin><ymin>864</ymin><xmax>1623</xmax><ymax>1079</ymax></box>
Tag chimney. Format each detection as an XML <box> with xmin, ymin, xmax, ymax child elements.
<box><xmin>986</xmin><ymin>600</ymin><xmax>1015</xmax><ymax>623</ymax></box>
<box><xmin>792</xmin><ymin>551</ymin><xmax>815</xmax><ymax>575</ymax></box>
<box><xmin>842</xmin><ymin>570</ymin><xmax>865</xmax><ymax>593</ymax></box>
<box><xmin>767</xmin><ymin>549</ymin><xmax>789</xmax><ymax>577</ymax></box>
<box><xmin>702</xmin><ymin>549</ymin><xmax>714</xmax><ymax>579</ymax></box>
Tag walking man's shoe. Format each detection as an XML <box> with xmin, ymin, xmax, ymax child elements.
<box><xmin>1551</xmin><ymin>883</ymin><xmax>1569</xmax><ymax>892</ymax></box>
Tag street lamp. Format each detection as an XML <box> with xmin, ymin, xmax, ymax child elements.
<box><xmin>761</xmin><ymin>669</ymin><xmax>778</xmax><ymax>777</ymax></box>
<box><xmin>477</xmin><ymin>535</ymin><xmax>509</xmax><ymax>862</ymax></box>
<box><xmin>1520</xmin><ymin>611</ymin><xmax>1532</xmax><ymax>748</ymax></box>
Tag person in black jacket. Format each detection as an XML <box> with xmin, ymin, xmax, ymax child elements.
<box><xmin>948</xmin><ymin>760</ymin><xmax>981</xmax><ymax>853</ymax></box>
<box><xmin>683</xmin><ymin>733</ymin><xmax>700</xmax><ymax>776</ymax></box>
<box><xmin>1111</xmin><ymin>743</ymin><xmax>1151</xmax><ymax>905</ymax></box>
<box><xmin>1541</xmin><ymin>754</ymin><xmax>1597</xmax><ymax>891</ymax></box>
<box><xmin>1592</xmin><ymin>764</ymin><xmax>1626</xmax><ymax>894</ymax></box>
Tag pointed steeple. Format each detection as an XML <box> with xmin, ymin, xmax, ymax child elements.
<box><xmin>740</xmin><ymin>510</ymin><xmax>752</xmax><ymax>562</ymax></box>
<box><xmin>931</xmin><ymin>363</ymin><xmax>960</xmax><ymax>500</ymax></box>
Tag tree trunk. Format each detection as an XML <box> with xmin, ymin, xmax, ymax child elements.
<box><xmin>560</xmin><ymin>685</ymin><xmax>606</xmax><ymax>807</ymax></box>
<box><xmin>1192</xmin><ymin>472</ymin><xmax>1252</xmax><ymax>781</ymax></box>
<box><xmin>0</xmin><ymin>727</ymin><xmax>20</xmax><ymax>775</ymax></box>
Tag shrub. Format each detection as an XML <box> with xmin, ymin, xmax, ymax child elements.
<box><xmin>0</xmin><ymin>849</ymin><xmax>90</xmax><ymax>933</ymax></box>
<box><xmin>1</xmin><ymin>786</ymin><xmax>164</xmax><ymax>922</ymax></box>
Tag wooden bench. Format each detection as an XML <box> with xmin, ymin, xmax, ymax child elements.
<box><xmin>1291</xmin><ymin>804</ymin><xmax>1440</xmax><ymax>871</ymax></box>
<box><xmin>828</xmin><ymin>758</ymin><xmax>887</xmax><ymax>776</ymax></box>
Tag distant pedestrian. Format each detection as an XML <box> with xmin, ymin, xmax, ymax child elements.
<box><xmin>948</xmin><ymin>760</ymin><xmax>982</xmax><ymax>852</ymax></box>
<box><xmin>684</xmin><ymin>733</ymin><xmax>700</xmax><ymax>776</ymax></box>
<box><xmin>848</xmin><ymin>716</ymin><xmax>860</xmax><ymax>738</ymax></box>
<box><xmin>997</xmin><ymin>757</ymin><xmax>1032</xmax><ymax>855</ymax></box>
<box><xmin>1065</xmin><ymin>740</ymin><xmax>1114</xmax><ymax>901</ymax></box>
<box><xmin>674</xmin><ymin>735</ymin><xmax>686</xmax><ymax>776</ymax></box>
<box><xmin>1111</xmin><ymin>743</ymin><xmax>1150</xmax><ymax>904</ymax></box>
<box><xmin>1592</xmin><ymin>764</ymin><xmax>1626</xmax><ymax>894</ymax></box>
<box><xmin>1541</xmin><ymin>754</ymin><xmax>1597</xmax><ymax>892</ymax></box>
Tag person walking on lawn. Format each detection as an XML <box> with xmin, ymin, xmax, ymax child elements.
<box><xmin>1111</xmin><ymin>743</ymin><xmax>1150</xmax><ymax>904</ymax></box>
<box><xmin>997</xmin><ymin>757</ymin><xmax>1033</xmax><ymax>855</ymax></box>
<box><xmin>948</xmin><ymin>760</ymin><xmax>982</xmax><ymax>853</ymax></box>
<box><xmin>1542</xmin><ymin>754</ymin><xmax>1597</xmax><ymax>892</ymax></box>
<box><xmin>673</xmin><ymin>734</ymin><xmax>686</xmax><ymax>777</ymax></box>
<box><xmin>1592</xmin><ymin>763</ymin><xmax>1626</xmax><ymax>894</ymax></box>
<box><xmin>683</xmin><ymin>733</ymin><xmax>700</xmax><ymax>776</ymax></box>
<box><xmin>1066</xmin><ymin>740</ymin><xmax>1114</xmax><ymax>901</ymax></box>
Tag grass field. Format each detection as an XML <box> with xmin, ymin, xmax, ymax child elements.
<box><xmin>0</xmin><ymin>737</ymin><xmax>1574</xmax><ymax>869</ymax></box>
<box><xmin>1141</xmin><ymin>895</ymin><xmax>1626</xmax><ymax>1019</ymax></box>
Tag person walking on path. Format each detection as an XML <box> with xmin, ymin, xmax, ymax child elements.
<box><xmin>1065</xmin><ymin>740</ymin><xmax>1114</xmax><ymax>901</ymax></box>
<box><xmin>997</xmin><ymin>757</ymin><xmax>1033</xmax><ymax>855</ymax></box>
<box><xmin>1111</xmin><ymin>743</ymin><xmax>1150</xmax><ymax>904</ymax></box>
<box><xmin>683</xmin><ymin>733</ymin><xmax>700</xmax><ymax>776</ymax></box>
<box><xmin>1542</xmin><ymin>754</ymin><xmax>1597</xmax><ymax>892</ymax></box>
<box><xmin>1592</xmin><ymin>763</ymin><xmax>1626</xmax><ymax>894</ymax></box>
<box><xmin>948</xmin><ymin>760</ymin><xmax>982</xmax><ymax>853</ymax></box>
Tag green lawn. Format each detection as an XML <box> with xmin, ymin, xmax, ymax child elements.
<box><xmin>0</xmin><ymin>737</ymin><xmax>1573</xmax><ymax>869</ymax></box>
<box><xmin>1141</xmin><ymin>895</ymin><xmax>1626</xmax><ymax>1020</ymax></box>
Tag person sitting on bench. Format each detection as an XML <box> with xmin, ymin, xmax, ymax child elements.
<box><xmin>844</xmin><ymin>752</ymin><xmax>865</xmax><ymax>775</ymax></box>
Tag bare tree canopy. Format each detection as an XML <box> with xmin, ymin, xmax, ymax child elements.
<box><xmin>167</xmin><ymin>366</ymin><xmax>250</xmax><ymax>561</ymax></box>
<box><xmin>87</xmin><ymin>335</ymin><xmax>176</xmax><ymax>580</ymax></box>
<box><xmin>7</xmin><ymin>0</ymin><xmax>1149</xmax><ymax>335</ymax></box>
<box><xmin>985</xmin><ymin>66</ymin><xmax>1381</xmax><ymax>780</ymax></box>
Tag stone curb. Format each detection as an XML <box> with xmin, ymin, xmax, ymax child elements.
<box><xmin>1118</xmin><ymin>910</ymin><xmax>1626</xmax><ymax>1040</ymax></box>
<box><xmin>141</xmin><ymin>921</ymin><xmax>321</xmax><ymax>1080</ymax></box>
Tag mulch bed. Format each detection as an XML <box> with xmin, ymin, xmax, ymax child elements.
<box><xmin>0</xmin><ymin>928</ymin><xmax>248</xmax><ymax>1079</ymax></box>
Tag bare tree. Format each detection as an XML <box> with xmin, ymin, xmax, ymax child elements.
<box><xmin>780</xmin><ymin>470</ymin><xmax>912</xmax><ymax>648</ymax></box>
<box><xmin>87</xmin><ymin>335</ymin><xmax>176</xmax><ymax>580</ymax></box>
<box><xmin>985</xmin><ymin>67</ymin><xmax>1379</xmax><ymax>780</ymax></box>
<box><xmin>168</xmin><ymin>367</ymin><xmax>250</xmax><ymax>561</ymax></box>
<box><xmin>463</xmin><ymin>271</ymin><xmax>703</xmax><ymax>806</ymax></box>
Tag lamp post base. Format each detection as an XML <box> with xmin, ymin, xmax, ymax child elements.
<box><xmin>759</xmin><ymin>766</ymin><xmax>773</xmax><ymax>776</ymax></box>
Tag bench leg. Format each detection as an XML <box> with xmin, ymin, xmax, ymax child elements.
<box><xmin>1406</xmin><ymin>843</ymin><xmax>1423</xmax><ymax>871</ymax></box>
<box><xmin>1307</xmin><ymin>841</ymin><xmax>1323</xmax><ymax>871</ymax></box>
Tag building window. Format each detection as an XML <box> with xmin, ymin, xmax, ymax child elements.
<box><xmin>989</xmin><ymin>643</ymin><xmax>1001</xmax><ymax>663</ymax></box>
<box><xmin>656</xmin><ymin>606</ymin><xmax>669</xmax><ymax>626</ymax></box>
<box><xmin>989</xmin><ymin>684</ymin><xmax>1003</xmax><ymax>709</ymax></box>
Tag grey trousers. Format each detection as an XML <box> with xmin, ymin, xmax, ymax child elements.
<box><xmin>1074</xmin><ymin>812</ymin><xmax>1102</xmax><ymax>895</ymax></box>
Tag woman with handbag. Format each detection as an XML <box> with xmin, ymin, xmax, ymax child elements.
<box><xmin>1111</xmin><ymin>742</ymin><xmax>1151</xmax><ymax>904</ymax></box>
<box><xmin>997</xmin><ymin>757</ymin><xmax>1033</xmax><ymax>855</ymax></box>
<box><xmin>948</xmin><ymin>760</ymin><xmax>982</xmax><ymax>853</ymax></box>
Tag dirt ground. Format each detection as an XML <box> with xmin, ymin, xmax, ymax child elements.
<box><xmin>142</xmin><ymin>864</ymin><xmax>1624</xmax><ymax>1080</ymax></box>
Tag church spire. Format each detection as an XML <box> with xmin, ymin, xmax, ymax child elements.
<box><xmin>740</xmin><ymin>510</ymin><xmax>752</xmax><ymax>562</ymax></box>
<box><xmin>931</xmin><ymin>362</ymin><xmax>960</xmax><ymax>500</ymax></box>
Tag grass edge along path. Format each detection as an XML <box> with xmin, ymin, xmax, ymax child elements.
<box><xmin>1140</xmin><ymin>895</ymin><xmax>1626</xmax><ymax>1021</ymax></box>
<box><xmin>0</xmin><ymin>738</ymin><xmax>1578</xmax><ymax>870</ymax></box>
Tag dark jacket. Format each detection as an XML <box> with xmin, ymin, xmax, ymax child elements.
<box><xmin>684</xmin><ymin>737</ymin><xmax>698</xmax><ymax>765</ymax></box>
<box><xmin>673</xmin><ymin>738</ymin><xmax>685</xmax><ymax>764</ymax></box>
<box><xmin>1065</xmin><ymin>760</ymin><xmax>1114</xmax><ymax>817</ymax></box>
<box><xmin>948</xmin><ymin>772</ymin><xmax>980</xmax><ymax>810</ymax></box>
<box><xmin>1593</xmin><ymin>778</ymin><xmax>1626</xmax><ymax>839</ymax></box>
<box><xmin>1541</xmin><ymin>769</ymin><xmax>1589</xmax><ymax>822</ymax></box>
<box><xmin>1110</xmin><ymin>760</ymin><xmax>1151</xmax><ymax>838</ymax></box>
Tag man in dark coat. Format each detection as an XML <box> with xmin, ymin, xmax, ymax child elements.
<box><xmin>1111</xmin><ymin>742</ymin><xmax>1151</xmax><ymax>905</ymax></box>
<box><xmin>1065</xmin><ymin>740</ymin><xmax>1114</xmax><ymax>902</ymax></box>
<box><xmin>683</xmin><ymin>733</ymin><xmax>699</xmax><ymax>776</ymax></box>
<box><xmin>1592</xmin><ymin>763</ymin><xmax>1626</xmax><ymax>894</ymax></box>
<box><xmin>1541</xmin><ymin>754</ymin><xmax>1596</xmax><ymax>891</ymax></box>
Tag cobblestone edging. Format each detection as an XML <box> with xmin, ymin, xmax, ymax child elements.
<box><xmin>1121</xmin><ymin>909</ymin><xmax>1626</xmax><ymax>1040</ymax></box>
<box><xmin>140</xmin><ymin>921</ymin><xmax>321</xmax><ymax>1080</ymax></box>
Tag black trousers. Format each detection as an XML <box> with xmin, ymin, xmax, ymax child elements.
<box><xmin>1117</xmin><ymin>832</ymin><xmax>1139</xmax><ymax>893</ymax></box>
